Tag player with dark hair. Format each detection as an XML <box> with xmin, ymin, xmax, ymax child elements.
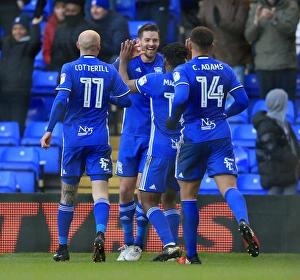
<box><xmin>40</xmin><ymin>30</ymin><xmax>131</xmax><ymax>262</ymax></box>
<box><xmin>166</xmin><ymin>26</ymin><xmax>260</xmax><ymax>264</ymax></box>
<box><xmin>118</xmin><ymin>41</ymin><xmax>188</xmax><ymax>261</ymax></box>
<box><xmin>113</xmin><ymin>23</ymin><xmax>165</xmax><ymax>261</ymax></box>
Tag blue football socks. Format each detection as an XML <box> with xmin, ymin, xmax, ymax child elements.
<box><xmin>147</xmin><ymin>207</ymin><xmax>175</xmax><ymax>247</ymax></box>
<box><xmin>181</xmin><ymin>199</ymin><xmax>199</xmax><ymax>258</ymax></box>
<box><xmin>164</xmin><ymin>208</ymin><xmax>180</xmax><ymax>244</ymax></box>
<box><xmin>224</xmin><ymin>187</ymin><xmax>249</xmax><ymax>224</ymax></box>
<box><xmin>58</xmin><ymin>203</ymin><xmax>74</xmax><ymax>245</ymax></box>
<box><xmin>134</xmin><ymin>203</ymin><xmax>148</xmax><ymax>249</ymax></box>
<box><xmin>119</xmin><ymin>201</ymin><xmax>136</xmax><ymax>245</ymax></box>
<box><xmin>94</xmin><ymin>198</ymin><xmax>110</xmax><ymax>234</ymax></box>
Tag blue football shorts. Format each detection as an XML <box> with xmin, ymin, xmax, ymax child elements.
<box><xmin>175</xmin><ymin>138</ymin><xmax>238</xmax><ymax>181</ymax></box>
<box><xmin>61</xmin><ymin>145</ymin><xmax>113</xmax><ymax>182</ymax></box>
<box><xmin>115</xmin><ymin>134</ymin><xmax>149</xmax><ymax>177</ymax></box>
<box><xmin>139</xmin><ymin>155</ymin><xmax>180</xmax><ymax>193</ymax></box>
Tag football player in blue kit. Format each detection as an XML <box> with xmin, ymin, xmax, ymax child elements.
<box><xmin>113</xmin><ymin>23</ymin><xmax>165</xmax><ymax>261</ymax></box>
<box><xmin>40</xmin><ymin>30</ymin><xmax>131</xmax><ymax>263</ymax></box>
<box><xmin>118</xmin><ymin>41</ymin><xmax>189</xmax><ymax>262</ymax></box>
<box><xmin>166</xmin><ymin>26</ymin><xmax>260</xmax><ymax>264</ymax></box>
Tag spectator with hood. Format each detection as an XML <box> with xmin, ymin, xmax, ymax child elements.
<box><xmin>252</xmin><ymin>89</ymin><xmax>300</xmax><ymax>195</ymax></box>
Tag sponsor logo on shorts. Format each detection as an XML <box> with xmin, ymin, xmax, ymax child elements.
<box><xmin>116</xmin><ymin>161</ymin><xmax>123</xmax><ymax>174</ymax></box>
<box><xmin>224</xmin><ymin>157</ymin><xmax>234</xmax><ymax>171</ymax></box>
<box><xmin>99</xmin><ymin>158</ymin><xmax>110</xmax><ymax>171</ymax></box>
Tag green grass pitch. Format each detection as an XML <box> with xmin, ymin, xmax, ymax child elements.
<box><xmin>0</xmin><ymin>252</ymin><xmax>299</xmax><ymax>280</ymax></box>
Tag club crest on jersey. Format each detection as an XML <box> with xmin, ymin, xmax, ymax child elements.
<box><xmin>154</xmin><ymin>67</ymin><xmax>163</xmax><ymax>74</ymax></box>
<box><xmin>78</xmin><ymin>126</ymin><xmax>93</xmax><ymax>136</ymax></box>
<box><xmin>60</xmin><ymin>73</ymin><xmax>66</xmax><ymax>84</ymax></box>
<box><xmin>138</xmin><ymin>75</ymin><xmax>147</xmax><ymax>86</ymax></box>
<box><xmin>173</xmin><ymin>71</ymin><xmax>180</xmax><ymax>82</ymax></box>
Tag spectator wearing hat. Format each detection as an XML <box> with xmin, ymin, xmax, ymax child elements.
<box><xmin>49</xmin><ymin>0</ymin><xmax>98</xmax><ymax>72</ymax></box>
<box><xmin>42</xmin><ymin>0</ymin><xmax>66</xmax><ymax>66</ymax></box>
<box><xmin>0</xmin><ymin>0</ymin><xmax>30</xmax><ymax>36</ymax></box>
<box><xmin>89</xmin><ymin>0</ymin><xmax>130</xmax><ymax>63</ymax></box>
<box><xmin>0</xmin><ymin>14</ymin><xmax>43</xmax><ymax>135</ymax></box>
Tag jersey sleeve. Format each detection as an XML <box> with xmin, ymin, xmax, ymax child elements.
<box><xmin>111</xmin><ymin>66</ymin><xmax>130</xmax><ymax>97</ymax></box>
<box><xmin>55</xmin><ymin>63</ymin><xmax>72</xmax><ymax>92</ymax></box>
<box><xmin>135</xmin><ymin>73</ymin><xmax>157</xmax><ymax>98</ymax></box>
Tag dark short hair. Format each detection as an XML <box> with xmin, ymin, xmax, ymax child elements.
<box><xmin>161</xmin><ymin>42</ymin><xmax>188</xmax><ymax>68</ymax></box>
<box><xmin>190</xmin><ymin>26</ymin><xmax>214</xmax><ymax>52</ymax></box>
<box><xmin>137</xmin><ymin>23</ymin><xmax>160</xmax><ymax>39</ymax></box>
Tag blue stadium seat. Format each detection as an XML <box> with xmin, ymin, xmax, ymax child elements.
<box><xmin>250</xmin><ymin>99</ymin><xmax>295</xmax><ymax>124</ymax></box>
<box><xmin>233</xmin><ymin>146</ymin><xmax>249</xmax><ymax>173</ymax></box>
<box><xmin>115</xmin><ymin>0</ymin><xmax>136</xmax><ymax>20</ymax></box>
<box><xmin>244</xmin><ymin>74</ymin><xmax>260</xmax><ymax>98</ymax></box>
<box><xmin>34</xmin><ymin>49</ymin><xmax>47</xmax><ymax>69</ymax></box>
<box><xmin>0</xmin><ymin>147</ymin><xmax>41</xmax><ymax>192</ymax></box>
<box><xmin>291</xmin><ymin>124</ymin><xmax>300</xmax><ymax>144</ymax></box>
<box><xmin>26</xmin><ymin>97</ymin><xmax>48</xmax><ymax>125</ymax></box>
<box><xmin>296</xmin><ymin>74</ymin><xmax>300</xmax><ymax>97</ymax></box>
<box><xmin>22</xmin><ymin>0</ymin><xmax>53</xmax><ymax>18</ymax></box>
<box><xmin>226</xmin><ymin>97</ymin><xmax>249</xmax><ymax>124</ymax></box>
<box><xmin>0</xmin><ymin>171</ymin><xmax>17</xmax><ymax>193</ymax></box>
<box><xmin>21</xmin><ymin>122</ymin><xmax>63</xmax><ymax>174</ymax></box>
<box><xmin>31</xmin><ymin>69</ymin><xmax>59</xmax><ymax>94</ymax></box>
<box><xmin>0</xmin><ymin>122</ymin><xmax>20</xmax><ymax>146</ymax></box>
<box><xmin>22</xmin><ymin>0</ymin><xmax>37</xmax><ymax>17</ymax></box>
<box><xmin>247</xmin><ymin>148</ymin><xmax>258</xmax><ymax>173</ymax></box>
<box><xmin>127</xmin><ymin>20</ymin><xmax>156</xmax><ymax>40</ymax></box>
<box><xmin>237</xmin><ymin>173</ymin><xmax>267</xmax><ymax>195</ymax></box>
<box><xmin>199</xmin><ymin>174</ymin><xmax>220</xmax><ymax>195</ymax></box>
<box><xmin>232</xmin><ymin>123</ymin><xmax>257</xmax><ymax>148</ymax></box>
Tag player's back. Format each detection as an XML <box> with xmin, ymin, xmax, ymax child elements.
<box><xmin>136</xmin><ymin>72</ymin><xmax>181</xmax><ymax>158</ymax></box>
<box><xmin>58</xmin><ymin>55</ymin><xmax>128</xmax><ymax>146</ymax></box>
<box><xmin>174</xmin><ymin>56</ymin><xmax>241</xmax><ymax>142</ymax></box>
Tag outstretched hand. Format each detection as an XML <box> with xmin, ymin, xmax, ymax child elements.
<box><xmin>119</xmin><ymin>40</ymin><xmax>145</xmax><ymax>62</ymax></box>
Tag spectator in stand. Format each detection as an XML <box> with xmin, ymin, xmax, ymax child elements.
<box><xmin>0</xmin><ymin>14</ymin><xmax>43</xmax><ymax>135</ymax></box>
<box><xmin>89</xmin><ymin>0</ymin><xmax>130</xmax><ymax>63</ymax></box>
<box><xmin>49</xmin><ymin>0</ymin><xmax>98</xmax><ymax>72</ymax></box>
<box><xmin>136</xmin><ymin>0</ymin><xmax>170</xmax><ymax>50</ymax></box>
<box><xmin>0</xmin><ymin>0</ymin><xmax>30</xmax><ymax>36</ymax></box>
<box><xmin>42</xmin><ymin>0</ymin><xmax>66</xmax><ymax>66</ymax></box>
<box><xmin>252</xmin><ymin>89</ymin><xmax>300</xmax><ymax>195</ymax></box>
<box><xmin>244</xmin><ymin>0</ymin><xmax>299</xmax><ymax>101</ymax></box>
<box><xmin>198</xmin><ymin>0</ymin><xmax>252</xmax><ymax>84</ymax></box>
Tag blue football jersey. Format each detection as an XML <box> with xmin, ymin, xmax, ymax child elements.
<box><xmin>115</xmin><ymin>54</ymin><xmax>165</xmax><ymax>137</ymax></box>
<box><xmin>56</xmin><ymin>55</ymin><xmax>130</xmax><ymax>147</ymax></box>
<box><xmin>135</xmin><ymin>72</ymin><xmax>181</xmax><ymax>159</ymax></box>
<box><xmin>173</xmin><ymin>56</ymin><xmax>243</xmax><ymax>143</ymax></box>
